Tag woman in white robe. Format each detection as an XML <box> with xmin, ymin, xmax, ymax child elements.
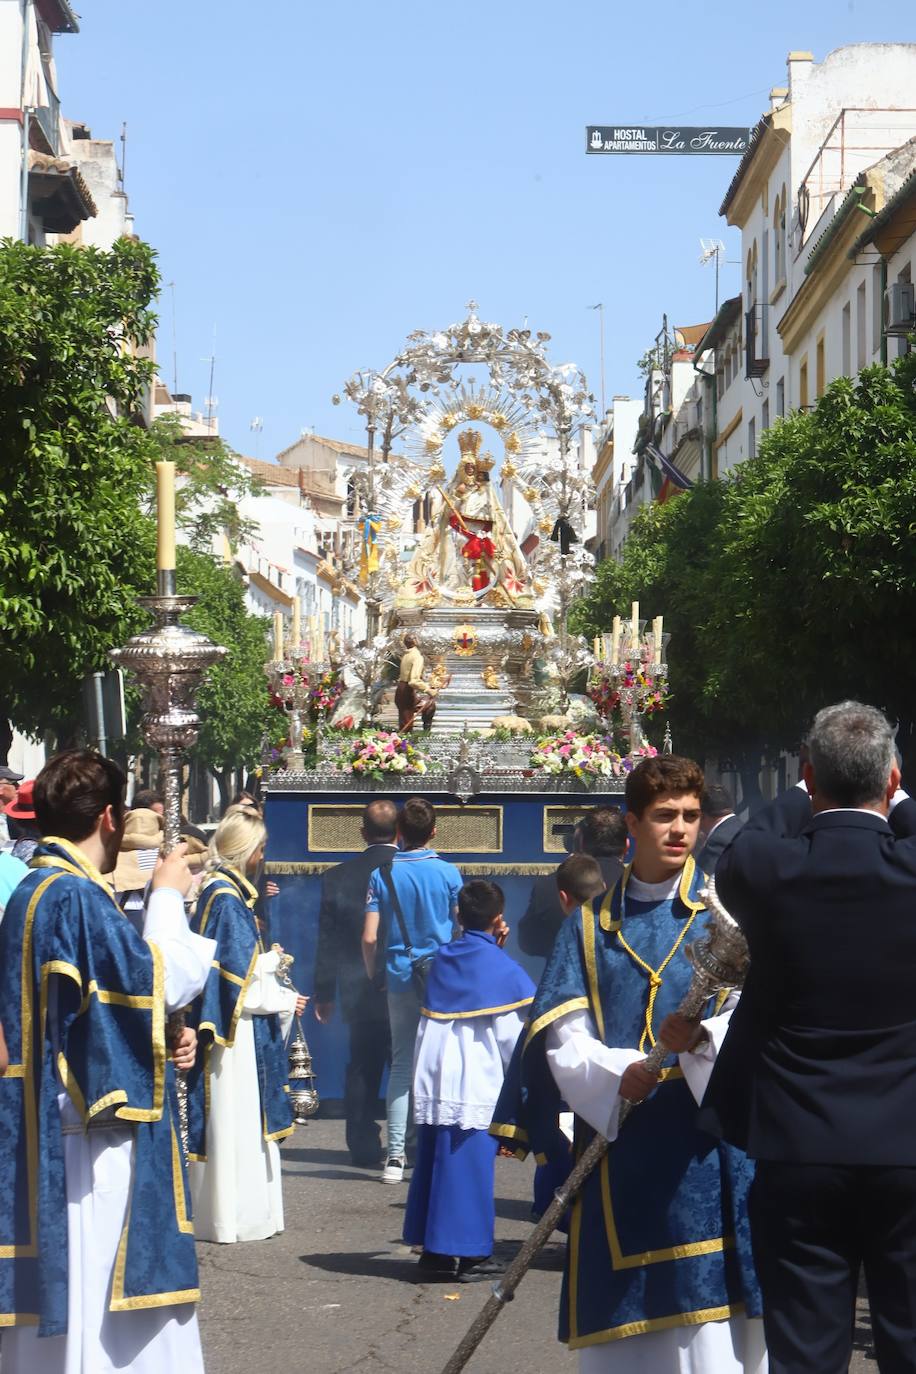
<box><xmin>188</xmin><ymin>808</ymin><xmax>306</xmax><ymax>1243</ymax></box>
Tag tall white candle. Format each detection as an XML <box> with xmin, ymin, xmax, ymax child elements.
<box><xmin>630</xmin><ymin>600</ymin><xmax>640</xmax><ymax>649</ymax></box>
<box><xmin>291</xmin><ymin>599</ymin><xmax>301</xmax><ymax>648</ymax></box>
<box><xmin>273</xmin><ymin>611</ymin><xmax>283</xmax><ymax>661</ymax></box>
<box><xmin>156</xmin><ymin>461</ymin><xmax>176</xmax><ymax>572</ymax></box>
<box><xmin>611</xmin><ymin>615</ymin><xmax>621</xmax><ymax>665</ymax></box>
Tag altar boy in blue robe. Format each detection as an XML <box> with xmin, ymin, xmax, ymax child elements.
<box><xmin>0</xmin><ymin>750</ymin><xmax>216</xmax><ymax>1374</ymax></box>
<box><xmin>404</xmin><ymin>880</ymin><xmax>535</xmax><ymax>1280</ymax></box>
<box><xmin>491</xmin><ymin>756</ymin><xmax>766</xmax><ymax>1373</ymax></box>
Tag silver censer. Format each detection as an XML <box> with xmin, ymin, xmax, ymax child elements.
<box><xmin>275</xmin><ymin>947</ymin><xmax>320</xmax><ymax>1122</ymax></box>
<box><xmin>111</xmin><ymin>568</ymin><xmax>227</xmax><ymax>1148</ymax></box>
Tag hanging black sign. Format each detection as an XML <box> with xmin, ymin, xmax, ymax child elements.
<box><xmin>586</xmin><ymin>126</ymin><xmax>751</xmax><ymax>155</ymax></box>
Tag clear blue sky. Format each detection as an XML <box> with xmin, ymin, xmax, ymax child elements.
<box><xmin>62</xmin><ymin>0</ymin><xmax>910</xmax><ymax>456</ymax></box>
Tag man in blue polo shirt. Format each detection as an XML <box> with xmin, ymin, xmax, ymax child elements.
<box><xmin>363</xmin><ymin>797</ymin><xmax>461</xmax><ymax>1183</ymax></box>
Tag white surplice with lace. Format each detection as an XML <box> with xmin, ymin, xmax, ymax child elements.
<box><xmin>412</xmin><ymin>1007</ymin><xmax>528</xmax><ymax>1129</ymax></box>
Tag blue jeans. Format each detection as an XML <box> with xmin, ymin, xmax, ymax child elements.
<box><xmin>386</xmin><ymin>980</ymin><xmax>422</xmax><ymax>1159</ymax></box>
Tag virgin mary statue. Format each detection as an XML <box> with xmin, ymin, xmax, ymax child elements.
<box><xmin>398</xmin><ymin>429</ymin><xmax>533</xmax><ymax>609</ymax></box>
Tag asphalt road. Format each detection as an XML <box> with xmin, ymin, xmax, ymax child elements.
<box><xmin>196</xmin><ymin>1118</ymin><xmax>878</xmax><ymax>1374</ymax></box>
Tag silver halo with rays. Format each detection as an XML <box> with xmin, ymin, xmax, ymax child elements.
<box><xmin>336</xmin><ymin>302</ymin><xmax>598</xmax><ymax>626</ymax></box>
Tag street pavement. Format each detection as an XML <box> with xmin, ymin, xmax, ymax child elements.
<box><xmin>197</xmin><ymin>1118</ymin><xmax>878</xmax><ymax>1374</ymax></box>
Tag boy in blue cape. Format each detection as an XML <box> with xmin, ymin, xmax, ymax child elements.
<box><xmin>403</xmin><ymin>880</ymin><xmax>535</xmax><ymax>1281</ymax></box>
<box><xmin>491</xmin><ymin>756</ymin><xmax>765</xmax><ymax>1373</ymax></box>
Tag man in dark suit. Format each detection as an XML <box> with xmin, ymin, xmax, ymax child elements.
<box><xmin>699</xmin><ymin>701</ymin><xmax>916</xmax><ymax>1374</ymax></box>
<box><xmin>518</xmin><ymin>806</ymin><xmax>626</xmax><ymax>960</ymax></box>
<box><xmin>314</xmin><ymin>799</ymin><xmax>397</xmax><ymax>1167</ymax></box>
<box><xmin>694</xmin><ymin>782</ymin><xmax>742</xmax><ymax>874</ymax></box>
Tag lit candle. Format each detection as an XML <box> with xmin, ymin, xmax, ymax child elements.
<box><xmin>652</xmin><ymin>616</ymin><xmax>664</xmax><ymax>665</ymax></box>
<box><xmin>630</xmin><ymin>600</ymin><xmax>640</xmax><ymax>648</ymax></box>
<box><xmin>156</xmin><ymin>461</ymin><xmax>176</xmax><ymax>572</ymax></box>
<box><xmin>273</xmin><ymin>611</ymin><xmax>284</xmax><ymax>661</ymax></box>
<box><xmin>291</xmin><ymin>599</ymin><xmax>301</xmax><ymax>648</ymax></box>
<box><xmin>611</xmin><ymin>615</ymin><xmax>621</xmax><ymax>664</ymax></box>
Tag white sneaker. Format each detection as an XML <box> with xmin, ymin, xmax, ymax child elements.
<box><xmin>381</xmin><ymin>1155</ymin><xmax>406</xmax><ymax>1184</ymax></box>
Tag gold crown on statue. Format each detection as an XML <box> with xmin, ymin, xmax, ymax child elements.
<box><xmin>476</xmin><ymin>451</ymin><xmax>496</xmax><ymax>472</ymax></box>
<box><xmin>457</xmin><ymin>428</ymin><xmax>483</xmax><ymax>457</ymax></box>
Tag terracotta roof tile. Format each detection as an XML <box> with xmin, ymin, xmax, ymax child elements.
<box><xmin>237</xmin><ymin>456</ymin><xmax>300</xmax><ymax>487</ymax></box>
<box><xmin>276</xmin><ymin>433</ymin><xmax>370</xmax><ymax>462</ymax></box>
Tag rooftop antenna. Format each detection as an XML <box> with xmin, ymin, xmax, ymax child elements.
<box><xmin>201</xmin><ymin>327</ymin><xmax>217</xmax><ymax>430</ymax></box>
<box><xmin>589</xmin><ymin>303</ymin><xmax>606</xmax><ymax>417</ymax></box>
<box><xmin>250</xmin><ymin>416</ymin><xmax>264</xmax><ymax>459</ymax></box>
<box><xmin>167</xmin><ymin>281</ymin><xmax>178</xmax><ymax>396</ymax></box>
<box><xmin>120</xmin><ymin>121</ymin><xmax>127</xmax><ymax>192</ymax></box>
<box><xmin>699</xmin><ymin>239</ymin><xmax>727</xmax><ymax>312</ymax></box>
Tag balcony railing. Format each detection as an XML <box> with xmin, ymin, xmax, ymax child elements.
<box><xmin>31</xmin><ymin>85</ymin><xmax>61</xmax><ymax>156</ymax></box>
<box><xmin>745</xmin><ymin>304</ymin><xmax>769</xmax><ymax>379</ymax></box>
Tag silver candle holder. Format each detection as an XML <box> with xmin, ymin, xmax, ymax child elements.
<box><xmin>110</xmin><ymin>570</ymin><xmax>227</xmax><ymax>852</ymax></box>
<box><xmin>594</xmin><ymin>621</ymin><xmax>670</xmax><ymax>754</ymax></box>
<box><xmin>265</xmin><ymin>646</ymin><xmax>318</xmax><ymax>771</ymax></box>
<box><xmin>111</xmin><ymin>568</ymin><xmax>227</xmax><ymax>1149</ymax></box>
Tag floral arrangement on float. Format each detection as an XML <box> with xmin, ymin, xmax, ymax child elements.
<box><xmin>588</xmin><ymin>661</ymin><xmax>668</xmax><ymax>720</ymax></box>
<box><xmin>587</xmin><ymin>671</ymin><xmax>621</xmax><ymax>720</ymax></box>
<box><xmin>335</xmin><ymin>730</ymin><xmax>429</xmax><ymax>781</ymax></box>
<box><xmin>529</xmin><ymin>730</ymin><xmax>661</xmax><ymax>782</ymax></box>
<box><xmin>269</xmin><ymin>663</ymin><xmax>343</xmax><ymax>722</ymax></box>
<box><xmin>530</xmin><ymin>730</ymin><xmax>626</xmax><ymax>780</ymax></box>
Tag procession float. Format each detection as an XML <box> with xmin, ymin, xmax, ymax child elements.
<box><xmin>260</xmin><ymin>305</ymin><xmax>671</xmax><ymax>1097</ymax></box>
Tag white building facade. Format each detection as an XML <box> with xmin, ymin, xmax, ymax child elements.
<box><xmin>604</xmin><ymin>44</ymin><xmax>916</xmax><ymax>566</ymax></box>
<box><xmin>719</xmin><ymin>45</ymin><xmax>916</xmax><ymax>469</ymax></box>
<box><xmin>0</xmin><ymin>0</ymin><xmax>96</xmax><ymax>244</ymax></box>
<box><xmin>592</xmin><ymin>397</ymin><xmax>642</xmax><ymax>562</ymax></box>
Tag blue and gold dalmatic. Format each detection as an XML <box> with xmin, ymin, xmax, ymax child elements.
<box><xmin>186</xmin><ymin>865</ymin><xmax>293</xmax><ymax>1160</ymax></box>
<box><xmin>491</xmin><ymin>857</ymin><xmax>761</xmax><ymax>1350</ymax></box>
<box><xmin>0</xmin><ymin>840</ymin><xmax>199</xmax><ymax>1337</ymax></box>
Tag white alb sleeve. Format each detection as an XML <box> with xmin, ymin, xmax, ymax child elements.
<box><xmin>545</xmin><ymin>1009</ymin><xmax>644</xmax><ymax>1143</ymax></box>
<box><xmin>677</xmin><ymin>990</ymin><xmax>739</xmax><ymax>1105</ymax></box>
<box><xmin>244</xmin><ymin>948</ymin><xmax>299</xmax><ymax>1038</ymax></box>
<box><xmin>143</xmin><ymin>886</ymin><xmax>216</xmax><ymax>1012</ymax></box>
<box><xmin>493</xmin><ymin>1008</ymin><xmax>528</xmax><ymax>1071</ymax></box>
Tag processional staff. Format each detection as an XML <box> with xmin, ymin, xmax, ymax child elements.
<box><xmin>111</xmin><ymin>459</ymin><xmax>226</xmax><ymax>852</ymax></box>
<box><xmin>111</xmin><ymin>458</ymin><xmax>227</xmax><ymax>1144</ymax></box>
<box><xmin>439</xmin><ymin>878</ymin><xmax>749</xmax><ymax>1374</ymax></box>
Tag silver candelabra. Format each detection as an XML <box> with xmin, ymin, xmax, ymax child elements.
<box><xmin>111</xmin><ymin>567</ymin><xmax>227</xmax><ymax>1148</ymax></box>
<box><xmin>265</xmin><ymin>646</ymin><xmax>320</xmax><ymax>770</ymax></box>
<box><xmin>111</xmin><ymin>571</ymin><xmax>226</xmax><ymax>851</ymax></box>
<box><xmin>593</xmin><ymin>609</ymin><xmax>670</xmax><ymax>753</ymax></box>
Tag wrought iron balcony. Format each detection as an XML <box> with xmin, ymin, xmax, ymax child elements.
<box><xmin>31</xmin><ymin>86</ymin><xmax>61</xmax><ymax>157</ymax></box>
<box><xmin>745</xmin><ymin>304</ymin><xmax>769</xmax><ymax>378</ymax></box>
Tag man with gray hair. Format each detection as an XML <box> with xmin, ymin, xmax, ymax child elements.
<box><xmin>699</xmin><ymin>700</ymin><xmax>916</xmax><ymax>1374</ymax></box>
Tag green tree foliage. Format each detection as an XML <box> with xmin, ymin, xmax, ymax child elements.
<box><xmin>574</xmin><ymin>352</ymin><xmax>916</xmax><ymax>775</ymax></box>
<box><xmin>0</xmin><ymin>238</ymin><xmax>272</xmax><ymax>779</ymax></box>
<box><xmin>177</xmin><ymin>547</ymin><xmax>272</xmax><ymax>809</ymax></box>
<box><xmin>0</xmin><ymin>238</ymin><xmax>160</xmax><ymax>742</ymax></box>
<box><xmin>143</xmin><ymin>414</ymin><xmax>265</xmax><ymax>554</ymax></box>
